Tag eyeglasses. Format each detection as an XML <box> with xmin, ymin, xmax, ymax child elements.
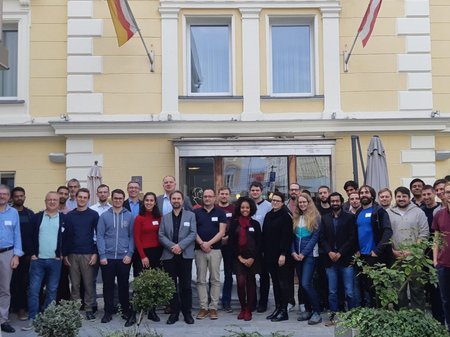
<box><xmin>271</xmin><ymin>199</ymin><xmax>283</xmax><ymax>203</ymax></box>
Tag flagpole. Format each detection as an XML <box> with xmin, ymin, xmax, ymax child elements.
<box><xmin>343</xmin><ymin>31</ymin><xmax>360</xmax><ymax>72</ymax></box>
<box><xmin>124</xmin><ymin>0</ymin><xmax>155</xmax><ymax>72</ymax></box>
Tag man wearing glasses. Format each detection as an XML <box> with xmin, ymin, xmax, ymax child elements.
<box><xmin>286</xmin><ymin>183</ymin><xmax>302</xmax><ymax>215</ymax></box>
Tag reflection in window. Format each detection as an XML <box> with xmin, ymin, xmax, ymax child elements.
<box><xmin>0</xmin><ymin>172</ymin><xmax>15</xmax><ymax>190</ymax></box>
<box><xmin>189</xmin><ymin>25</ymin><xmax>230</xmax><ymax>94</ymax></box>
<box><xmin>296</xmin><ymin>156</ymin><xmax>331</xmax><ymax>194</ymax></box>
<box><xmin>179</xmin><ymin>157</ymin><xmax>214</xmax><ymax>207</ymax></box>
<box><xmin>223</xmin><ymin>157</ymin><xmax>287</xmax><ymax>199</ymax></box>
<box><xmin>271</xmin><ymin>23</ymin><xmax>311</xmax><ymax>95</ymax></box>
<box><xmin>0</xmin><ymin>27</ymin><xmax>18</xmax><ymax>97</ymax></box>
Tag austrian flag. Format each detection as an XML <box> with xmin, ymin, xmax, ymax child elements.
<box><xmin>358</xmin><ymin>0</ymin><xmax>382</xmax><ymax>47</ymax></box>
<box><xmin>107</xmin><ymin>0</ymin><xmax>138</xmax><ymax>47</ymax></box>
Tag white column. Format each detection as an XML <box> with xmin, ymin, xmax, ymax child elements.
<box><xmin>321</xmin><ymin>8</ymin><xmax>342</xmax><ymax>118</ymax></box>
<box><xmin>159</xmin><ymin>8</ymin><xmax>180</xmax><ymax>120</ymax></box>
<box><xmin>240</xmin><ymin>8</ymin><xmax>262</xmax><ymax>121</ymax></box>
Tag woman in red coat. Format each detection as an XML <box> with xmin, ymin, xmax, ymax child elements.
<box><xmin>133</xmin><ymin>192</ymin><xmax>162</xmax><ymax>321</ymax></box>
<box><xmin>229</xmin><ymin>196</ymin><xmax>261</xmax><ymax>321</ymax></box>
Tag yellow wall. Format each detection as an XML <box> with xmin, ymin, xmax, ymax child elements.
<box><xmin>29</xmin><ymin>1</ymin><xmax>67</xmax><ymax>118</ymax></box>
<box><xmin>340</xmin><ymin>0</ymin><xmax>405</xmax><ymax>112</ymax></box>
<box><xmin>430</xmin><ymin>2</ymin><xmax>450</xmax><ymax>113</ymax></box>
<box><xmin>435</xmin><ymin>134</ymin><xmax>450</xmax><ymax>179</ymax></box>
<box><xmin>94</xmin><ymin>0</ymin><xmax>162</xmax><ymax>115</ymax></box>
<box><xmin>93</xmin><ymin>136</ymin><xmax>174</xmax><ymax>195</ymax></box>
<box><xmin>0</xmin><ymin>138</ymin><xmax>66</xmax><ymax>210</ymax></box>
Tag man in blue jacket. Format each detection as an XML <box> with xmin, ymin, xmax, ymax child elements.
<box><xmin>97</xmin><ymin>189</ymin><xmax>135</xmax><ymax>326</ymax></box>
<box><xmin>22</xmin><ymin>192</ymin><xmax>65</xmax><ymax>331</ymax></box>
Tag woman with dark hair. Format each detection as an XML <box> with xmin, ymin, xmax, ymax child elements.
<box><xmin>292</xmin><ymin>193</ymin><xmax>322</xmax><ymax>325</ymax></box>
<box><xmin>262</xmin><ymin>191</ymin><xmax>294</xmax><ymax>322</ymax></box>
<box><xmin>228</xmin><ymin>196</ymin><xmax>261</xmax><ymax>321</ymax></box>
<box><xmin>133</xmin><ymin>192</ymin><xmax>162</xmax><ymax>321</ymax></box>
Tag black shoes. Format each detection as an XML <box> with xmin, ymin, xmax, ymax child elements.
<box><xmin>101</xmin><ymin>313</ymin><xmax>112</xmax><ymax>323</ymax></box>
<box><xmin>256</xmin><ymin>304</ymin><xmax>267</xmax><ymax>313</ymax></box>
<box><xmin>85</xmin><ymin>311</ymin><xmax>96</xmax><ymax>321</ymax></box>
<box><xmin>271</xmin><ymin>309</ymin><xmax>288</xmax><ymax>322</ymax></box>
<box><xmin>124</xmin><ymin>313</ymin><xmax>136</xmax><ymax>327</ymax></box>
<box><xmin>167</xmin><ymin>313</ymin><xmax>179</xmax><ymax>325</ymax></box>
<box><xmin>183</xmin><ymin>313</ymin><xmax>195</xmax><ymax>324</ymax></box>
<box><xmin>1</xmin><ymin>323</ymin><xmax>15</xmax><ymax>333</ymax></box>
<box><xmin>266</xmin><ymin>307</ymin><xmax>280</xmax><ymax>320</ymax></box>
<box><xmin>147</xmin><ymin>308</ymin><xmax>160</xmax><ymax>322</ymax></box>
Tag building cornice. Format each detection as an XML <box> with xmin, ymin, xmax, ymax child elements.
<box><xmin>0</xmin><ymin>124</ymin><xmax>56</xmax><ymax>138</ymax></box>
<box><xmin>160</xmin><ymin>0</ymin><xmax>341</xmax><ymax>10</ymax></box>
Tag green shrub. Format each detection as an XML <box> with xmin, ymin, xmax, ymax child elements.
<box><xmin>131</xmin><ymin>269</ymin><xmax>175</xmax><ymax>312</ymax></box>
<box><xmin>102</xmin><ymin>326</ymin><xmax>163</xmax><ymax>337</ymax></box>
<box><xmin>33</xmin><ymin>300</ymin><xmax>82</xmax><ymax>337</ymax></box>
<box><xmin>336</xmin><ymin>307</ymin><xmax>448</xmax><ymax>337</ymax></box>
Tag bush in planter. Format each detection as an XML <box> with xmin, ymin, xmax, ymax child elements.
<box><xmin>131</xmin><ymin>268</ymin><xmax>175</xmax><ymax>324</ymax></box>
<box><xmin>102</xmin><ymin>326</ymin><xmax>163</xmax><ymax>337</ymax></box>
<box><xmin>33</xmin><ymin>299</ymin><xmax>82</xmax><ymax>337</ymax></box>
<box><xmin>336</xmin><ymin>307</ymin><xmax>448</xmax><ymax>337</ymax></box>
<box><xmin>336</xmin><ymin>240</ymin><xmax>445</xmax><ymax>336</ymax></box>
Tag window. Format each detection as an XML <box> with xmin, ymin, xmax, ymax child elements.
<box><xmin>0</xmin><ymin>172</ymin><xmax>15</xmax><ymax>190</ymax></box>
<box><xmin>187</xmin><ymin>18</ymin><xmax>231</xmax><ymax>95</ymax></box>
<box><xmin>296</xmin><ymin>156</ymin><xmax>331</xmax><ymax>196</ymax></box>
<box><xmin>0</xmin><ymin>24</ymin><xmax>18</xmax><ymax>97</ymax></box>
<box><xmin>269</xmin><ymin>17</ymin><xmax>314</xmax><ymax>96</ymax></box>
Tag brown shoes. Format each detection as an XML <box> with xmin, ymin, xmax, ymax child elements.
<box><xmin>209</xmin><ymin>309</ymin><xmax>218</xmax><ymax>320</ymax></box>
<box><xmin>196</xmin><ymin>309</ymin><xmax>209</xmax><ymax>319</ymax></box>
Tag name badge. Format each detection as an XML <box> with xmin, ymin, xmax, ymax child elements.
<box><xmin>152</xmin><ymin>221</ymin><xmax>159</xmax><ymax>225</ymax></box>
<box><xmin>365</xmin><ymin>213</ymin><xmax>372</xmax><ymax>218</ymax></box>
<box><xmin>211</xmin><ymin>217</ymin><xmax>218</xmax><ymax>221</ymax></box>
<box><xmin>226</xmin><ymin>213</ymin><xmax>232</xmax><ymax>218</ymax></box>
<box><xmin>4</xmin><ymin>220</ymin><xmax>12</xmax><ymax>226</ymax></box>
<box><xmin>249</xmin><ymin>227</ymin><xmax>255</xmax><ymax>232</ymax></box>
<box><xmin>183</xmin><ymin>222</ymin><xmax>190</xmax><ymax>227</ymax></box>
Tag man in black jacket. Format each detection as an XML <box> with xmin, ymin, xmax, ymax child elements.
<box><xmin>22</xmin><ymin>192</ymin><xmax>65</xmax><ymax>331</ymax></box>
<box><xmin>355</xmin><ymin>184</ymin><xmax>392</xmax><ymax>307</ymax></box>
<box><xmin>320</xmin><ymin>192</ymin><xmax>357</xmax><ymax>325</ymax></box>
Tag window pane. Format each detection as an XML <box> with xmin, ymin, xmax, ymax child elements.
<box><xmin>0</xmin><ymin>29</ymin><xmax>18</xmax><ymax>97</ymax></box>
<box><xmin>190</xmin><ymin>25</ymin><xmax>230</xmax><ymax>93</ymax></box>
<box><xmin>223</xmin><ymin>157</ymin><xmax>288</xmax><ymax>199</ymax></box>
<box><xmin>272</xmin><ymin>25</ymin><xmax>311</xmax><ymax>94</ymax></box>
<box><xmin>296</xmin><ymin>156</ymin><xmax>331</xmax><ymax>195</ymax></box>
<box><xmin>180</xmin><ymin>157</ymin><xmax>215</xmax><ymax>207</ymax></box>
<box><xmin>0</xmin><ymin>172</ymin><xmax>15</xmax><ymax>191</ymax></box>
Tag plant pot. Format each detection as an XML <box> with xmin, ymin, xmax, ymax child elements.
<box><xmin>334</xmin><ymin>326</ymin><xmax>359</xmax><ymax>337</ymax></box>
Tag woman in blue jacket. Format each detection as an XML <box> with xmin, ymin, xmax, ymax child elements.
<box><xmin>291</xmin><ymin>193</ymin><xmax>322</xmax><ymax>325</ymax></box>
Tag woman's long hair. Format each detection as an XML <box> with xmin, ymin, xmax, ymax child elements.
<box><xmin>292</xmin><ymin>193</ymin><xmax>320</xmax><ymax>233</ymax></box>
<box><xmin>139</xmin><ymin>192</ymin><xmax>161</xmax><ymax>218</ymax></box>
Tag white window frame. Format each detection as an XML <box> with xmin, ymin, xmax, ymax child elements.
<box><xmin>1</xmin><ymin>0</ymin><xmax>30</xmax><ymax>119</ymax></box>
<box><xmin>184</xmin><ymin>16</ymin><xmax>234</xmax><ymax>96</ymax></box>
<box><xmin>267</xmin><ymin>16</ymin><xmax>316</xmax><ymax>97</ymax></box>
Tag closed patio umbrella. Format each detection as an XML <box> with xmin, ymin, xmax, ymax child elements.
<box><xmin>365</xmin><ymin>135</ymin><xmax>389</xmax><ymax>197</ymax></box>
<box><xmin>87</xmin><ymin>161</ymin><xmax>102</xmax><ymax>206</ymax></box>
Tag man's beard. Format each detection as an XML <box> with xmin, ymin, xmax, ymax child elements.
<box><xmin>360</xmin><ymin>197</ymin><xmax>372</xmax><ymax>206</ymax></box>
<box><xmin>290</xmin><ymin>194</ymin><xmax>297</xmax><ymax>201</ymax></box>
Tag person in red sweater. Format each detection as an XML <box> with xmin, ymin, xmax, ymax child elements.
<box><xmin>133</xmin><ymin>192</ymin><xmax>162</xmax><ymax>322</ymax></box>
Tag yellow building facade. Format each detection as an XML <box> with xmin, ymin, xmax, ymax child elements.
<box><xmin>0</xmin><ymin>0</ymin><xmax>449</xmax><ymax>210</ymax></box>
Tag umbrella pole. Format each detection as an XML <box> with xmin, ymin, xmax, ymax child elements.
<box><xmin>351</xmin><ymin>135</ymin><xmax>359</xmax><ymax>185</ymax></box>
<box><xmin>357</xmin><ymin>137</ymin><xmax>366</xmax><ymax>183</ymax></box>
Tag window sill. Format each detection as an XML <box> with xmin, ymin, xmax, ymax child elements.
<box><xmin>261</xmin><ymin>95</ymin><xmax>324</xmax><ymax>100</ymax></box>
<box><xmin>179</xmin><ymin>95</ymin><xmax>243</xmax><ymax>100</ymax></box>
<box><xmin>0</xmin><ymin>99</ymin><xmax>25</xmax><ymax>104</ymax></box>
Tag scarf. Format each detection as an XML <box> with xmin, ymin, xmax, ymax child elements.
<box><xmin>238</xmin><ymin>215</ymin><xmax>251</xmax><ymax>248</ymax></box>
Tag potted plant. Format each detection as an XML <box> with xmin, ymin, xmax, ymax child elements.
<box><xmin>33</xmin><ymin>300</ymin><xmax>82</xmax><ymax>337</ymax></box>
<box><xmin>336</xmin><ymin>240</ymin><xmax>449</xmax><ymax>337</ymax></box>
<box><xmin>131</xmin><ymin>268</ymin><xmax>175</xmax><ymax>325</ymax></box>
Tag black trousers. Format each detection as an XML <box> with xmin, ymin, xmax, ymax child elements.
<box><xmin>266</xmin><ymin>260</ymin><xmax>293</xmax><ymax>308</ymax></box>
<box><xmin>257</xmin><ymin>263</ymin><xmax>270</xmax><ymax>307</ymax></box>
<box><xmin>10</xmin><ymin>255</ymin><xmax>31</xmax><ymax>311</ymax></box>
<box><xmin>163</xmin><ymin>256</ymin><xmax>193</xmax><ymax>315</ymax></box>
<box><xmin>134</xmin><ymin>247</ymin><xmax>163</xmax><ymax>276</ymax></box>
<box><xmin>101</xmin><ymin>259</ymin><xmax>132</xmax><ymax>315</ymax></box>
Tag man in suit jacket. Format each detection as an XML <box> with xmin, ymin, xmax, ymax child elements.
<box><xmin>158</xmin><ymin>190</ymin><xmax>197</xmax><ymax>325</ymax></box>
<box><xmin>157</xmin><ymin>175</ymin><xmax>193</xmax><ymax>216</ymax></box>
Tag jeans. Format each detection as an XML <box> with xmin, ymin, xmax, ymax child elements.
<box><xmin>221</xmin><ymin>244</ymin><xmax>233</xmax><ymax>306</ymax></box>
<box><xmin>296</xmin><ymin>256</ymin><xmax>320</xmax><ymax>313</ymax></box>
<box><xmin>28</xmin><ymin>258</ymin><xmax>62</xmax><ymax>319</ymax></box>
<box><xmin>325</xmin><ymin>264</ymin><xmax>355</xmax><ymax>312</ymax></box>
<box><xmin>438</xmin><ymin>266</ymin><xmax>450</xmax><ymax>331</ymax></box>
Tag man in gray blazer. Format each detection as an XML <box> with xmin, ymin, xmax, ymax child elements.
<box><xmin>157</xmin><ymin>176</ymin><xmax>193</xmax><ymax>215</ymax></box>
<box><xmin>158</xmin><ymin>190</ymin><xmax>197</xmax><ymax>325</ymax></box>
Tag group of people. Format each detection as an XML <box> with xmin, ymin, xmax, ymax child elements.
<box><xmin>1</xmin><ymin>175</ymin><xmax>450</xmax><ymax>333</ymax></box>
